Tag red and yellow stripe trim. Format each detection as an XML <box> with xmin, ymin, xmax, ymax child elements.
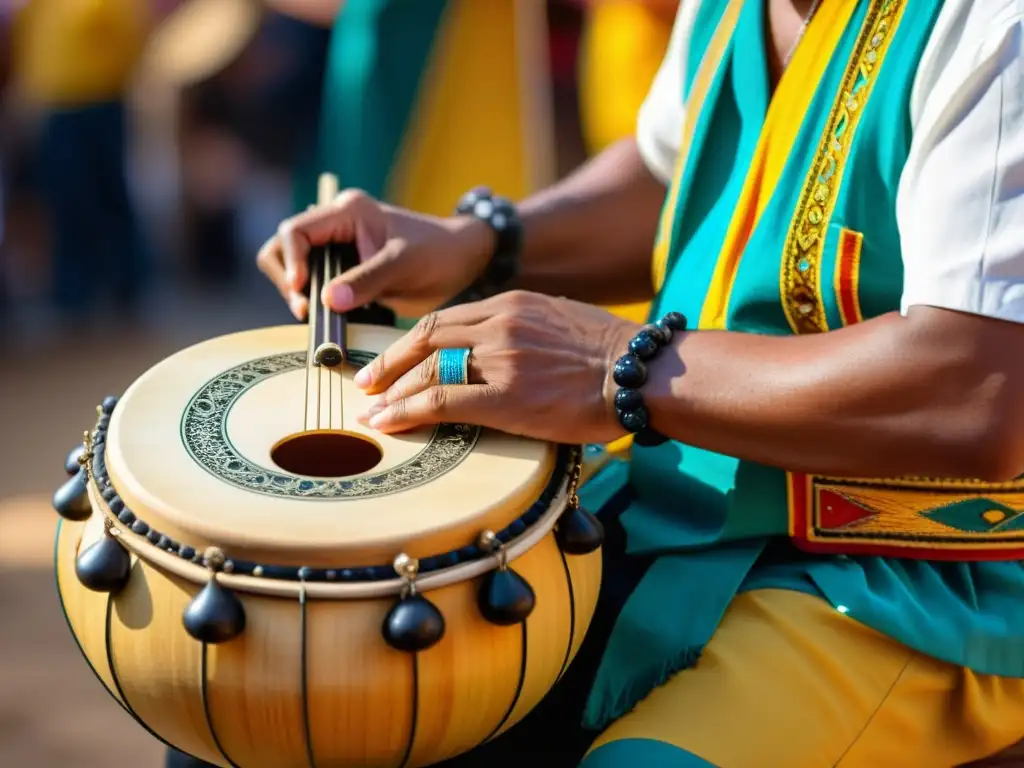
<box><xmin>834</xmin><ymin>227</ymin><xmax>865</xmax><ymax>326</ymax></box>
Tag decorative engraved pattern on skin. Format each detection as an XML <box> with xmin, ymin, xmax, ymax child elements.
<box><xmin>180</xmin><ymin>351</ymin><xmax>481</xmax><ymax>499</ymax></box>
<box><xmin>781</xmin><ymin>0</ymin><xmax>905</xmax><ymax>334</ymax></box>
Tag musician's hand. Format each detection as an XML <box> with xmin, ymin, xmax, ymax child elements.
<box><xmin>256</xmin><ymin>190</ymin><xmax>495</xmax><ymax>320</ymax></box>
<box><xmin>353</xmin><ymin>291</ymin><xmax>639</xmax><ymax>445</ymax></box>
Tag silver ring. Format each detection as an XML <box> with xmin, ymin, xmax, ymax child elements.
<box><xmin>437</xmin><ymin>347</ymin><xmax>470</xmax><ymax>386</ymax></box>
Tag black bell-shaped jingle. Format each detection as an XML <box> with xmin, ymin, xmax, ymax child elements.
<box><xmin>53</xmin><ymin>470</ymin><xmax>92</xmax><ymax>521</ymax></box>
<box><xmin>478</xmin><ymin>568</ymin><xmax>535</xmax><ymax>626</ymax></box>
<box><xmin>555</xmin><ymin>506</ymin><xmax>605</xmax><ymax>555</ymax></box>
<box><xmin>183</xmin><ymin>578</ymin><xmax>246</xmax><ymax>644</ymax></box>
<box><xmin>382</xmin><ymin>594</ymin><xmax>445</xmax><ymax>652</ymax></box>
<box><xmin>76</xmin><ymin>534</ymin><xmax>131</xmax><ymax>593</ymax></box>
<box><xmin>64</xmin><ymin>444</ymin><xmax>86</xmax><ymax>475</ymax></box>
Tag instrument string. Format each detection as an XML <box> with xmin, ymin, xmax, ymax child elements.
<box><xmin>324</xmin><ymin>245</ymin><xmax>333</xmax><ymax>428</ymax></box>
<box><xmin>304</xmin><ymin>250</ymin><xmax>321</xmax><ymax>432</ymax></box>
<box><xmin>316</xmin><ymin>348</ymin><xmax>324</xmax><ymax>430</ymax></box>
<box><xmin>332</xmin><ymin>247</ymin><xmax>347</xmax><ymax>428</ymax></box>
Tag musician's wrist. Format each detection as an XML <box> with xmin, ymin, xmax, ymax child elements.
<box><xmin>608</xmin><ymin>312</ymin><xmax>688</xmax><ymax>448</ymax></box>
<box><xmin>445</xmin><ymin>188</ymin><xmax>522</xmax><ymax>305</ymax></box>
<box><xmin>445</xmin><ymin>215</ymin><xmax>497</xmax><ymax>284</ymax></box>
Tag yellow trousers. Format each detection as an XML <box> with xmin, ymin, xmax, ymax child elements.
<box><xmin>582</xmin><ymin>589</ymin><xmax>1024</xmax><ymax>766</ymax></box>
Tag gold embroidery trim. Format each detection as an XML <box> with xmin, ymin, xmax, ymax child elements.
<box><xmin>780</xmin><ymin>0</ymin><xmax>906</xmax><ymax>334</ymax></box>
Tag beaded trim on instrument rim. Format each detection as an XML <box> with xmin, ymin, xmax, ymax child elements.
<box><xmin>89</xmin><ymin>399</ymin><xmax>580</xmax><ymax>583</ymax></box>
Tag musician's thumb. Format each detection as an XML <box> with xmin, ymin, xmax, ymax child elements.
<box><xmin>322</xmin><ymin>241</ymin><xmax>403</xmax><ymax>313</ymax></box>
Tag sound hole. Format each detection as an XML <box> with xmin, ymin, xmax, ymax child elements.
<box><xmin>271</xmin><ymin>431</ymin><xmax>383</xmax><ymax>478</ymax></box>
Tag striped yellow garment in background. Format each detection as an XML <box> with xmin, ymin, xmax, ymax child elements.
<box><xmin>579</xmin><ymin>0</ymin><xmax>675</xmax><ymax>325</ymax></box>
<box><xmin>304</xmin><ymin>0</ymin><xmax>555</xmax><ymax>215</ymax></box>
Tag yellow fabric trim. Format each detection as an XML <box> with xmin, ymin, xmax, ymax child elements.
<box><xmin>604</xmin><ymin>435</ymin><xmax>635</xmax><ymax>456</ymax></box>
<box><xmin>650</xmin><ymin>0</ymin><xmax>744</xmax><ymax>294</ymax></box>
<box><xmin>780</xmin><ymin>0</ymin><xmax>909</xmax><ymax>335</ymax></box>
<box><xmin>698</xmin><ymin>0</ymin><xmax>860</xmax><ymax>330</ymax></box>
<box><xmin>604</xmin><ymin>304</ymin><xmax>651</xmax><ymax>323</ymax></box>
<box><xmin>388</xmin><ymin>0</ymin><xmax>552</xmax><ymax>215</ymax></box>
<box><xmin>787</xmin><ymin>471</ymin><xmax>812</xmax><ymax>537</ymax></box>
<box><xmin>587</xmin><ymin>589</ymin><xmax>1024</xmax><ymax>766</ymax></box>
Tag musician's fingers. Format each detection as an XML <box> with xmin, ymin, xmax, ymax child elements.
<box><xmin>365</xmin><ymin>384</ymin><xmax>497</xmax><ymax>434</ymax></box>
<box><xmin>354</xmin><ymin>305</ymin><xmax>492</xmax><ymax>395</ymax></box>
<box><xmin>256</xmin><ymin>235</ymin><xmax>308</xmax><ymax>320</ymax></box>
<box><xmin>278</xmin><ymin>189</ymin><xmax>376</xmax><ymax>294</ymax></box>
<box><xmin>362</xmin><ymin>352</ymin><xmax>441</xmax><ymax>416</ymax></box>
<box><xmin>360</xmin><ymin>349</ymin><xmax>483</xmax><ymax>419</ymax></box>
<box><xmin>321</xmin><ymin>238</ymin><xmax>401</xmax><ymax>314</ymax></box>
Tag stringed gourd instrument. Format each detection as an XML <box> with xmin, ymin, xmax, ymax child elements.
<box><xmin>52</xmin><ymin>174</ymin><xmax>606</xmax><ymax>767</ymax></box>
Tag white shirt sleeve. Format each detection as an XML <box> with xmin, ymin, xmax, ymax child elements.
<box><xmin>635</xmin><ymin>2</ymin><xmax>701</xmax><ymax>185</ymax></box>
<box><xmin>898</xmin><ymin>1</ymin><xmax>1024</xmax><ymax>322</ymax></box>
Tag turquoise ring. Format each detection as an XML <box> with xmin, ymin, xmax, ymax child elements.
<box><xmin>437</xmin><ymin>347</ymin><xmax>471</xmax><ymax>386</ymax></box>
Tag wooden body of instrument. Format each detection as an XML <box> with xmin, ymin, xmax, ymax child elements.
<box><xmin>53</xmin><ymin>323</ymin><xmax>603</xmax><ymax>767</ymax></box>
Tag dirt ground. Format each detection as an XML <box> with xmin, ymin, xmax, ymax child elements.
<box><xmin>0</xmin><ymin>284</ymin><xmax>284</xmax><ymax>767</ymax></box>
<box><xmin>1</xmin><ymin>348</ymin><xmax>172</xmax><ymax>767</ymax></box>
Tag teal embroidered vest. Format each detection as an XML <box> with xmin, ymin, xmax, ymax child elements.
<box><xmin>579</xmin><ymin>0</ymin><xmax>1024</xmax><ymax>731</ymax></box>
<box><xmin>628</xmin><ymin>0</ymin><xmax>941</xmax><ymax>552</ymax></box>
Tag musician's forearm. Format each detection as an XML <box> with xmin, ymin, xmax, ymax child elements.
<box><xmin>642</xmin><ymin>308</ymin><xmax>1024</xmax><ymax>481</ymax></box>
<box><xmin>511</xmin><ymin>138</ymin><xmax>666</xmax><ymax>305</ymax></box>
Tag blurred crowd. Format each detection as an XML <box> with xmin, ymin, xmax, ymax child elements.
<box><xmin>0</xmin><ymin>7</ymin><xmax>675</xmax><ymax>762</ymax></box>
<box><xmin>0</xmin><ymin>0</ymin><xmax>678</xmax><ymax>337</ymax></box>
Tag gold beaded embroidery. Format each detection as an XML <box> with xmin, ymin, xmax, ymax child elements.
<box><xmin>780</xmin><ymin>0</ymin><xmax>907</xmax><ymax>334</ymax></box>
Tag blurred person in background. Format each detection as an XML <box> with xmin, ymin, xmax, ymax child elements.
<box><xmin>270</xmin><ymin>0</ymin><xmax>555</xmax><ymax>321</ymax></box>
<box><xmin>0</xmin><ymin>7</ymin><xmax>13</xmax><ymax>319</ymax></box>
<box><xmin>0</xmin><ymin>9</ymin><xmax>13</xmax><ymax>238</ymax></box>
<box><xmin>577</xmin><ymin>0</ymin><xmax>677</xmax><ymax>325</ymax></box>
<box><xmin>173</xmin><ymin>8</ymin><xmax>330</xmax><ymax>285</ymax></box>
<box><xmin>9</xmin><ymin>0</ymin><xmax>166</xmax><ymax>320</ymax></box>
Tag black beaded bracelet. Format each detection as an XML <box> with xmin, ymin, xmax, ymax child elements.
<box><xmin>612</xmin><ymin>311</ymin><xmax>688</xmax><ymax>447</ymax></box>
<box><xmin>450</xmin><ymin>186</ymin><xmax>523</xmax><ymax>304</ymax></box>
